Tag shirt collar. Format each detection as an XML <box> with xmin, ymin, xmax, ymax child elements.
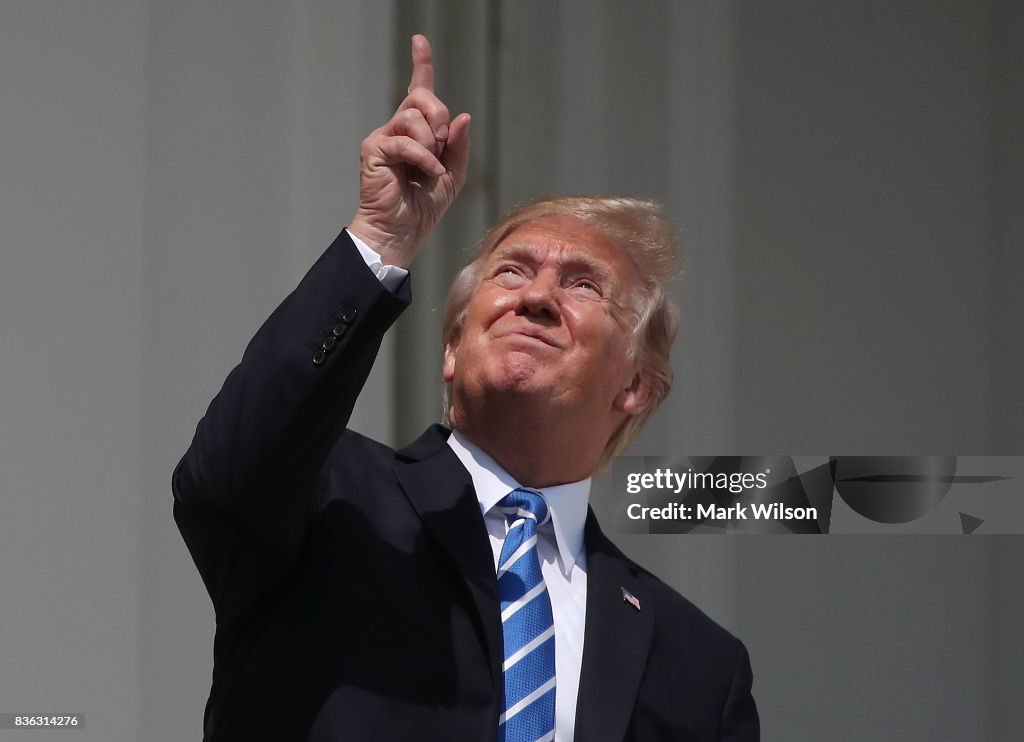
<box><xmin>447</xmin><ymin>430</ymin><xmax>589</xmax><ymax>576</ymax></box>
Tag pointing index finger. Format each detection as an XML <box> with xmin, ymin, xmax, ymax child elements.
<box><xmin>407</xmin><ymin>34</ymin><xmax>435</xmax><ymax>94</ymax></box>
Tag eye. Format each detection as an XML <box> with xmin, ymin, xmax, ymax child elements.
<box><xmin>570</xmin><ymin>277</ymin><xmax>603</xmax><ymax>297</ymax></box>
<box><xmin>491</xmin><ymin>263</ymin><xmax>528</xmax><ymax>287</ymax></box>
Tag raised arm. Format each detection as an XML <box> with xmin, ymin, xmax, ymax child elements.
<box><xmin>172</xmin><ymin>36</ymin><xmax>470</xmax><ymax>614</ymax></box>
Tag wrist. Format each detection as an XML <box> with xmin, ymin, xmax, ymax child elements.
<box><xmin>347</xmin><ymin>215</ymin><xmax>422</xmax><ymax>269</ymax></box>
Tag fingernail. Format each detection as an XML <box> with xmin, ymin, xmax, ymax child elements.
<box><xmin>435</xmin><ymin>124</ymin><xmax>449</xmax><ymax>140</ymax></box>
<box><xmin>433</xmin><ymin>162</ymin><xmax>446</xmax><ymax>176</ymax></box>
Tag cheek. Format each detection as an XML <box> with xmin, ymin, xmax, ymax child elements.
<box><xmin>446</xmin><ymin>319</ymin><xmax>498</xmax><ymax>382</ymax></box>
<box><xmin>562</xmin><ymin>303</ymin><xmax>584</xmax><ymax>325</ymax></box>
<box><xmin>479</xmin><ymin>288</ymin><xmax>518</xmax><ymax>317</ymax></box>
<box><xmin>583</xmin><ymin>318</ymin><xmax>635</xmax><ymax>381</ymax></box>
<box><xmin>568</xmin><ymin>305</ymin><xmax>623</xmax><ymax>347</ymax></box>
<box><xmin>464</xmin><ymin>287</ymin><xmax>511</xmax><ymax>325</ymax></box>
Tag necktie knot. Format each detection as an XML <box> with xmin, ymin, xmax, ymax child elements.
<box><xmin>498</xmin><ymin>488</ymin><xmax>550</xmax><ymax>528</ymax></box>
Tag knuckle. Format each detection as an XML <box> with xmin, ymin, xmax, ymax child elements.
<box><xmin>397</xmin><ymin>112</ymin><xmax>434</xmax><ymax>148</ymax></box>
<box><xmin>429</xmin><ymin>101</ymin><xmax>450</xmax><ymax>123</ymax></box>
<box><xmin>405</xmin><ymin>89</ymin><xmax>448</xmax><ymax>120</ymax></box>
<box><xmin>400</xmin><ymin>108</ymin><xmax>427</xmax><ymax>131</ymax></box>
<box><xmin>404</xmin><ymin>88</ymin><xmax>427</xmax><ymax>105</ymax></box>
<box><xmin>397</xmin><ymin>136</ymin><xmax>417</xmax><ymax>157</ymax></box>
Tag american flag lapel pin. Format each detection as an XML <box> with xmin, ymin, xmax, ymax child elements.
<box><xmin>621</xmin><ymin>586</ymin><xmax>641</xmax><ymax>611</ymax></box>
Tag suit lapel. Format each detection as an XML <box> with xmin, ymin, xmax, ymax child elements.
<box><xmin>393</xmin><ymin>425</ymin><xmax>504</xmax><ymax>691</ymax></box>
<box><xmin>575</xmin><ymin>510</ymin><xmax>654</xmax><ymax>741</ymax></box>
<box><xmin>393</xmin><ymin>430</ymin><xmax>654</xmax><ymax>736</ymax></box>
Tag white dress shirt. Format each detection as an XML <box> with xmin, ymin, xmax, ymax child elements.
<box><xmin>350</xmin><ymin>230</ymin><xmax>590</xmax><ymax>740</ymax></box>
<box><xmin>447</xmin><ymin>431</ymin><xmax>589</xmax><ymax>742</ymax></box>
<box><xmin>347</xmin><ymin>229</ymin><xmax>409</xmax><ymax>293</ymax></box>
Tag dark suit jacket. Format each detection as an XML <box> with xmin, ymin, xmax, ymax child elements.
<box><xmin>173</xmin><ymin>231</ymin><xmax>759</xmax><ymax>741</ymax></box>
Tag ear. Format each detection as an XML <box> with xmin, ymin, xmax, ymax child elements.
<box><xmin>613</xmin><ymin>372</ymin><xmax>653</xmax><ymax>416</ymax></box>
<box><xmin>442</xmin><ymin>336</ymin><xmax>459</xmax><ymax>383</ymax></box>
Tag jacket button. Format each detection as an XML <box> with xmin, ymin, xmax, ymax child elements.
<box><xmin>322</xmin><ymin>335</ymin><xmax>337</xmax><ymax>351</ymax></box>
<box><xmin>331</xmin><ymin>323</ymin><xmax>348</xmax><ymax>337</ymax></box>
<box><xmin>312</xmin><ymin>349</ymin><xmax>327</xmax><ymax>367</ymax></box>
<box><xmin>341</xmin><ymin>308</ymin><xmax>357</xmax><ymax>324</ymax></box>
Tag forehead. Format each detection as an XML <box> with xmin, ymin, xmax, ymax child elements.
<box><xmin>488</xmin><ymin>215</ymin><xmax>637</xmax><ymax>278</ymax></box>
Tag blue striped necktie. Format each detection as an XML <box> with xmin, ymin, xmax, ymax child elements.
<box><xmin>496</xmin><ymin>488</ymin><xmax>556</xmax><ymax>742</ymax></box>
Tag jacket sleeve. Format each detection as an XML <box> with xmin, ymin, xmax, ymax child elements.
<box><xmin>718</xmin><ymin>638</ymin><xmax>760</xmax><ymax>741</ymax></box>
<box><xmin>171</xmin><ymin>230</ymin><xmax>410</xmax><ymax>624</ymax></box>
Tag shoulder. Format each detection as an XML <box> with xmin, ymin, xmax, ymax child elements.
<box><xmin>638</xmin><ymin>565</ymin><xmax>748</xmax><ymax>670</ymax></box>
<box><xmin>629</xmin><ymin>558</ymin><xmax>760</xmax><ymax>738</ymax></box>
<box><xmin>626</xmin><ymin>548</ymin><xmax>742</xmax><ymax>652</ymax></box>
<box><xmin>326</xmin><ymin>424</ymin><xmax>454</xmax><ymax>471</ymax></box>
<box><xmin>323</xmin><ymin>428</ymin><xmax>400</xmax><ymax>482</ymax></box>
<box><xmin>590</xmin><ymin>523</ymin><xmax>749</xmax><ymax>675</ymax></box>
<box><xmin>334</xmin><ymin>427</ymin><xmax>399</xmax><ymax>459</ymax></box>
<box><xmin>318</xmin><ymin>424</ymin><xmax>459</xmax><ymax>505</ymax></box>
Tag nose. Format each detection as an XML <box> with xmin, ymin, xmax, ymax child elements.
<box><xmin>514</xmin><ymin>270</ymin><xmax>560</xmax><ymax>322</ymax></box>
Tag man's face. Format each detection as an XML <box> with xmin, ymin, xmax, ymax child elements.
<box><xmin>443</xmin><ymin>215</ymin><xmax>651</xmax><ymax>429</ymax></box>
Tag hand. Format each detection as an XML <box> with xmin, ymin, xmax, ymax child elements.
<box><xmin>347</xmin><ymin>34</ymin><xmax>471</xmax><ymax>268</ymax></box>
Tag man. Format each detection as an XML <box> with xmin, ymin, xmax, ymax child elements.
<box><xmin>174</xmin><ymin>35</ymin><xmax>758</xmax><ymax>742</ymax></box>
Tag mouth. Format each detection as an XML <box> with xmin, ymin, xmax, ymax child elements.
<box><xmin>499</xmin><ymin>327</ymin><xmax>563</xmax><ymax>349</ymax></box>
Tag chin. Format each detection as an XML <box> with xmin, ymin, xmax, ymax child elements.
<box><xmin>495</xmin><ymin>351</ymin><xmax>549</xmax><ymax>389</ymax></box>
<box><xmin>455</xmin><ymin>351</ymin><xmax>558</xmax><ymax>406</ymax></box>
